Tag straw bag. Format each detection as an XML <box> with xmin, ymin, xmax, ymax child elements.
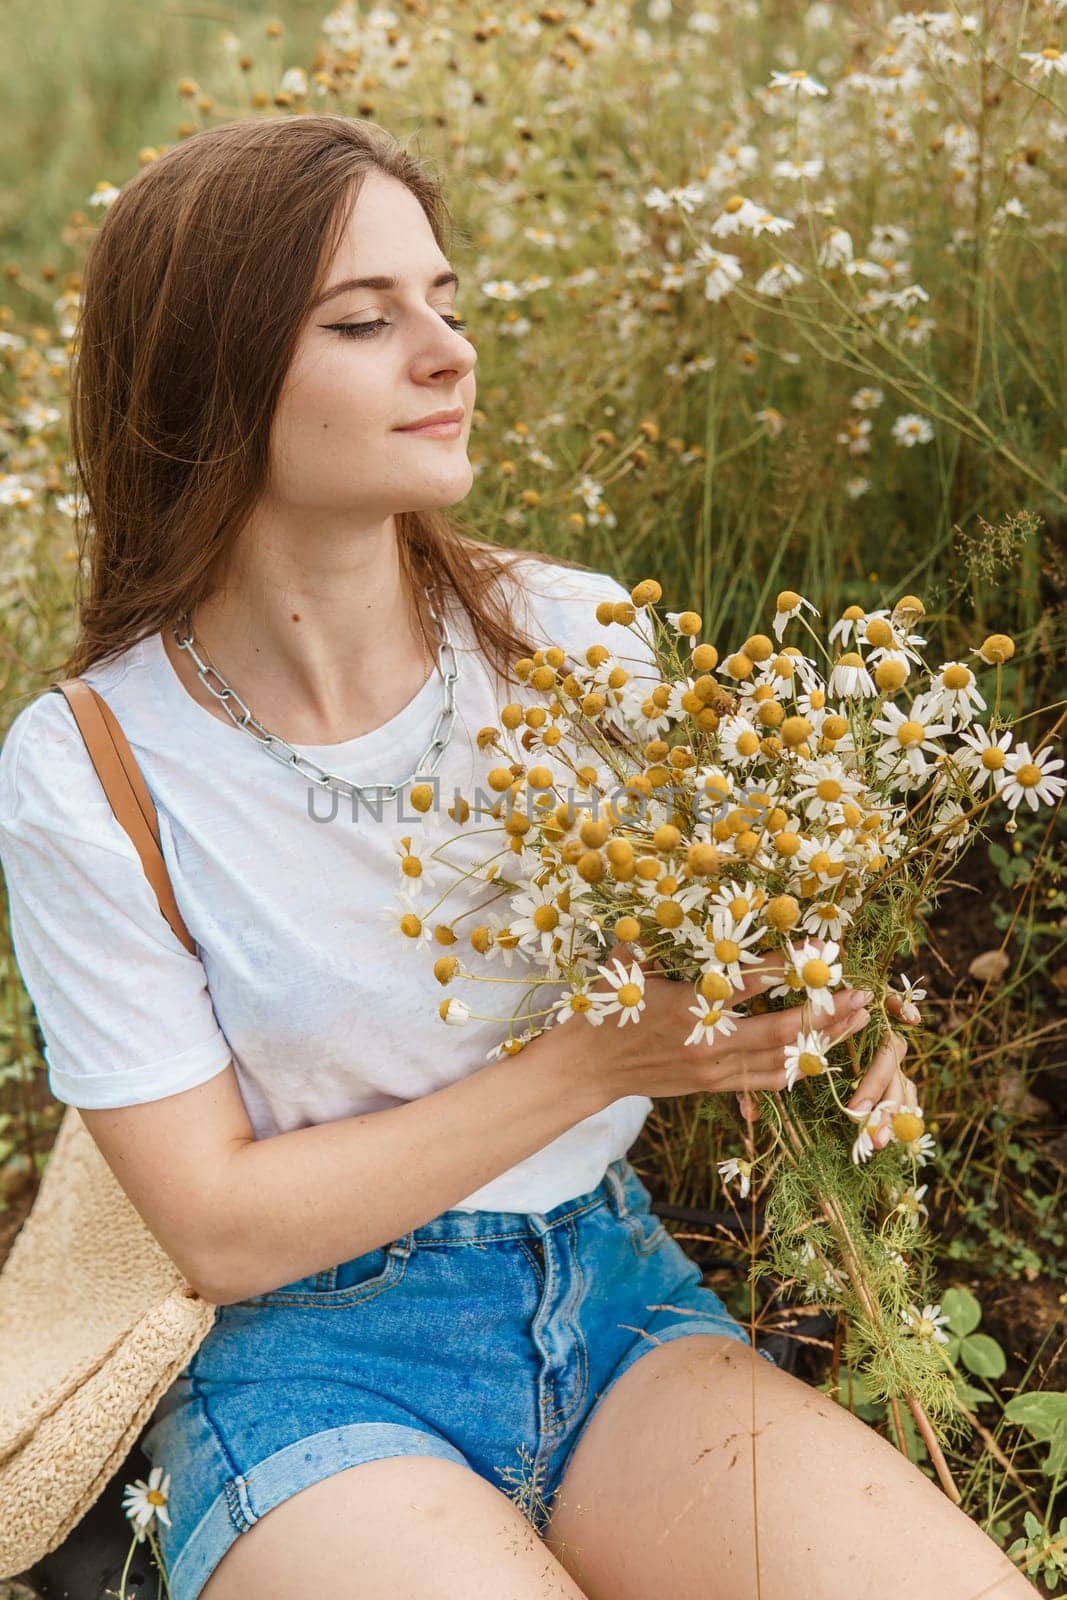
<box><xmin>0</xmin><ymin>677</ymin><xmax>219</xmax><ymax>1579</ymax></box>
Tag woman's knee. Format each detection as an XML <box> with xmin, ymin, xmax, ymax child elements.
<box><xmin>198</xmin><ymin>1452</ymin><xmax>592</xmax><ymax>1600</ymax></box>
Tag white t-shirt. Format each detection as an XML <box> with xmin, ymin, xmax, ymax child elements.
<box><xmin>0</xmin><ymin>560</ymin><xmax>654</xmax><ymax>1213</ymax></box>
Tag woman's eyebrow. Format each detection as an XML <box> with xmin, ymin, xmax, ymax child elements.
<box><xmin>312</xmin><ymin>270</ymin><xmax>460</xmax><ymax>310</ymax></box>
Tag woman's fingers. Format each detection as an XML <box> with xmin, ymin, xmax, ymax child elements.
<box><xmin>885</xmin><ymin>990</ymin><xmax>922</xmax><ymax>1026</ymax></box>
<box><xmin>846</xmin><ymin>1029</ymin><xmax>909</xmax><ymax>1114</ymax></box>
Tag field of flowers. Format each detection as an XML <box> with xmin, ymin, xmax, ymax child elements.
<box><xmin>0</xmin><ymin>0</ymin><xmax>1065</xmax><ymax>1591</ymax></box>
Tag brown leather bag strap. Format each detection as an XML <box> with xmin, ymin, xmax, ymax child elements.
<box><xmin>48</xmin><ymin>680</ymin><xmax>197</xmax><ymax>957</ymax></box>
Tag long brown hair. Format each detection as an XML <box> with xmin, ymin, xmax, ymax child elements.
<box><xmin>60</xmin><ymin>114</ymin><xmax>588</xmax><ymax>686</ymax></box>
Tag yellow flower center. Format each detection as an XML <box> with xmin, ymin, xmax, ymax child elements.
<box><xmin>533</xmin><ymin>905</ymin><xmax>559</xmax><ymax>931</ymax></box>
<box><xmin>399</xmin><ymin>913</ymin><xmax>422</xmax><ymax>938</ymax></box>
<box><xmin>896</xmin><ymin>719</ymin><xmax>925</xmax><ymax>747</ymax></box>
<box><xmin>617</xmin><ymin>982</ymin><xmax>643</xmax><ymax>1008</ymax></box>
<box><xmin>943</xmin><ymin>663</ymin><xmax>972</xmax><ymax>689</ymax></box>
<box><xmin>714</xmin><ymin>938</ymin><xmax>740</xmax><ymax>964</ymax></box>
<box><xmin>569</xmin><ymin>994</ymin><xmax>593</xmax><ymax>1013</ymax></box>
<box><xmin>891</xmin><ymin>1110</ymin><xmax>924</xmax><ymax>1142</ymax></box>
<box><xmin>401</xmin><ymin>855</ymin><xmax>423</xmax><ymax>877</ymax></box>
<box><xmin>1015</xmin><ymin>762</ymin><xmax>1042</xmax><ymax>787</ymax></box>
<box><xmin>816</xmin><ymin>778</ymin><xmax>843</xmax><ymax>802</ymax></box>
<box><xmin>147</xmin><ymin>1489</ymin><xmax>167</xmax><ymax>1506</ymax></box>
<box><xmin>798</xmin><ymin>1051</ymin><xmax>824</xmax><ymax>1076</ymax></box>
<box><xmin>801</xmin><ymin>958</ymin><xmax>831</xmax><ymax>988</ymax></box>
<box><xmin>981</xmin><ymin>747</ymin><xmax>1006</xmax><ymax>770</ymax></box>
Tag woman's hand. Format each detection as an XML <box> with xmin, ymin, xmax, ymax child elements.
<box><xmin>568</xmin><ymin>938</ymin><xmax>877</xmax><ymax>1106</ymax></box>
<box><xmin>733</xmin><ymin>950</ymin><xmax>923</xmax><ymax>1129</ymax></box>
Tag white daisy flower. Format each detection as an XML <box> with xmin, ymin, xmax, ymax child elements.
<box><xmin>890</xmin><ymin>972</ymin><xmax>928</xmax><ymax>1007</ymax></box>
<box><xmin>439</xmin><ymin>998</ymin><xmax>471</xmax><ymax>1026</ymax></box>
<box><xmin>684</xmin><ymin>995</ymin><xmax>741</xmax><ymax>1047</ymax></box>
<box><xmin>755</xmin><ymin>261</ymin><xmax>806</xmax><ymax>296</ymax></box>
<box><xmin>697</xmin><ymin>912</ymin><xmax>767</xmax><ymax>990</ymax></box>
<box><xmin>851</xmin><ymin>386</ymin><xmax>884</xmax><ymax>409</ymax></box>
<box><xmin>953</xmin><ymin>722</ymin><xmax>1012</xmax><ymax>790</ymax></box>
<box><xmin>772</xmin><ymin>589</ymin><xmax>820</xmax><ymax>642</ymax></box>
<box><xmin>791</xmin><ymin>756</ymin><xmax>864</xmax><ymax>820</ymax></box>
<box><xmin>784</xmin><ymin>937</ymin><xmax>844</xmax><ymax>1018</ymax></box>
<box><xmin>481</xmin><ymin>913</ymin><xmax>530</xmax><ymax>970</ymax></box>
<box><xmin>485</xmin><ymin>1024</ymin><xmax>541</xmax><ymax>1062</ymax></box>
<box><xmin>818</xmin><ymin>226</ymin><xmax>854</xmax><ymax>268</ymax></box>
<box><xmin>122</xmin><ymin>1466</ymin><xmax>172</xmax><ymax>1543</ymax></box>
<box><xmin>1019</xmin><ymin>45</ymin><xmax>1067</xmax><ymax>78</ymax></box>
<box><xmin>783</xmin><ymin>1027</ymin><xmax>840</xmax><ymax>1090</ymax></box>
<box><xmin>870</xmin><ymin>699</ymin><xmax>955</xmax><ymax>783</ymax></box>
<box><xmin>393</xmin><ymin>834</ymin><xmax>444</xmax><ymax>898</ymax></box>
<box><xmin>800</xmin><ymin>898</ymin><xmax>855</xmax><ymax>942</ymax></box>
<box><xmin>829</xmin><ymin>653</ymin><xmax>877</xmax><ymax>698</ymax></box>
<box><xmin>926</xmin><ymin>662</ymin><xmax>987</xmax><ymax>725</ymax></box>
<box><xmin>998</xmin><ymin>741</ymin><xmax>1066</xmax><ymax>812</ymax></box>
<box><xmin>900</xmin><ymin>1302</ymin><xmax>951</xmax><ymax>1343</ymax></box>
<box><xmin>508</xmin><ymin>885</ymin><xmax>578</xmax><ymax>961</ymax></box>
<box><xmin>548</xmin><ymin>987</ymin><xmax>606</xmax><ymax>1027</ymax></box>
<box><xmin>845</xmin><ymin>1098</ymin><xmax>895</xmax><ymax>1164</ymax></box>
<box><xmin>378</xmin><ymin>889</ymin><xmax>435</xmax><ymax>950</ymax></box>
<box><xmin>931</xmin><ymin>796</ymin><xmax>971</xmax><ymax>850</ymax></box>
<box><xmin>718</xmin><ymin>1156</ymin><xmax>754</xmax><ymax>1199</ymax></box>
<box><xmin>768</xmin><ymin>67</ymin><xmax>829</xmax><ymax>95</ymax></box>
<box><xmin>836</xmin><ymin>416</ymin><xmax>872</xmax><ymax>455</ymax></box>
<box><xmin>889</xmin><ymin>1183</ymin><xmax>930</xmax><ymax>1230</ymax></box>
<box><xmin>717</xmin><ymin>711</ymin><xmax>764</xmax><ymax>766</ymax></box>
<box><xmin>590</xmin><ymin>957</ymin><xmax>647</xmax><ymax>1026</ymax></box>
<box><xmin>891</xmin><ymin>413</ymin><xmax>934</xmax><ymax>446</ymax></box>
<box><xmin>747</xmin><ymin>210</ymin><xmax>796</xmax><ymax>238</ymax></box>
<box><xmin>698</xmin><ymin>247</ymin><xmax>744</xmax><ymax>301</ymax></box>
<box><xmin>829</xmin><ymin>606</ymin><xmax>884</xmax><ymax>651</ymax></box>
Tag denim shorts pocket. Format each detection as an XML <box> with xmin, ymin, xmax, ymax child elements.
<box><xmin>618</xmin><ymin>1167</ymin><xmax>670</xmax><ymax>1257</ymax></box>
<box><xmin>236</xmin><ymin>1238</ymin><xmax>411</xmax><ymax>1308</ymax></box>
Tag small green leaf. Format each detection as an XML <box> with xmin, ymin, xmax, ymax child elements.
<box><xmin>941</xmin><ymin>1285</ymin><xmax>982</xmax><ymax>1336</ymax></box>
<box><xmin>961</xmin><ymin>1332</ymin><xmax>1006</xmax><ymax>1379</ymax></box>
<box><xmin>1004</xmin><ymin>1393</ymin><xmax>1067</xmax><ymax>1441</ymax></box>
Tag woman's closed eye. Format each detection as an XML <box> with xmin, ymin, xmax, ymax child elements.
<box><xmin>329</xmin><ymin>315</ymin><xmax>469</xmax><ymax>339</ymax></box>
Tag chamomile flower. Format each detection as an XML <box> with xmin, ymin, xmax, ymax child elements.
<box><xmin>772</xmin><ymin>589</ymin><xmax>820</xmax><ymax>642</ymax></box>
<box><xmin>718</xmin><ymin>1156</ymin><xmax>754</xmax><ymax>1199</ymax></box>
<box><xmin>783</xmin><ymin>937</ymin><xmax>844</xmax><ymax>1018</ymax></box>
<box><xmin>393</xmin><ymin>835</ymin><xmax>443</xmax><ymax>897</ymax></box>
<box><xmin>829</xmin><ymin>605</ymin><xmax>884</xmax><ymax>651</ymax></box>
<box><xmin>768</xmin><ymin>66</ymin><xmax>829</xmax><ymax>95</ymax></box>
<box><xmin>925</xmin><ymin>661</ymin><xmax>987</xmax><ymax>725</ymax></box>
<box><xmin>900</xmin><ymin>1302</ymin><xmax>951</xmax><ymax>1343</ymax></box>
<box><xmin>931</xmin><ymin>796</ymin><xmax>971</xmax><ymax>850</ymax></box>
<box><xmin>836</xmin><ymin>416</ymin><xmax>873</xmax><ymax>455</ymax></box>
<box><xmin>684</xmin><ymin>995</ymin><xmax>741</xmax><ymax>1047</ymax></box>
<box><xmin>829</xmin><ymin>653</ymin><xmax>877</xmax><ymax>698</ymax></box>
<box><xmin>890</xmin><ymin>972</ymin><xmax>928</xmax><ymax>1007</ymax></box>
<box><xmin>783</xmin><ymin>1027</ymin><xmax>841</xmax><ymax>1090</ymax></box>
<box><xmin>697</xmin><ymin>247</ymin><xmax>744</xmax><ymax>301</ymax></box>
<box><xmin>439</xmin><ymin>998</ymin><xmax>471</xmax><ymax>1026</ymax></box>
<box><xmin>122</xmin><ymin>1467</ymin><xmax>172</xmax><ymax>1543</ymax></box>
<box><xmin>548</xmin><ymin>986</ymin><xmax>606</xmax><ymax>1026</ymax></box>
<box><xmin>508</xmin><ymin>885</ymin><xmax>578</xmax><ymax>961</ymax></box>
<box><xmin>754</xmin><ymin>261</ymin><xmax>806</xmax><ymax>296</ymax></box>
<box><xmin>888</xmin><ymin>1182</ymin><xmax>930</xmax><ymax>1230</ymax></box>
<box><xmin>378</xmin><ymin>889</ymin><xmax>435</xmax><ymax>950</ymax></box>
<box><xmin>590</xmin><ymin>957</ymin><xmax>647</xmax><ymax>1026</ymax></box>
<box><xmin>891</xmin><ymin>413</ymin><xmax>934</xmax><ymax>446</ymax></box>
<box><xmin>485</xmin><ymin>1025</ymin><xmax>541</xmax><ymax>1061</ymax></box>
<box><xmin>800</xmin><ymin>898</ymin><xmax>855</xmax><ymax>942</ymax></box>
<box><xmin>697</xmin><ymin>911</ymin><xmax>768</xmax><ymax>989</ymax></box>
<box><xmin>818</xmin><ymin>227</ymin><xmax>854</xmax><ymax>268</ymax></box>
<box><xmin>717</xmin><ymin>710</ymin><xmax>764</xmax><ymax>766</ymax></box>
<box><xmin>998</xmin><ymin>741</ymin><xmax>1067</xmax><ymax>812</ymax></box>
<box><xmin>481</xmin><ymin>913</ymin><xmax>529</xmax><ymax>970</ymax></box>
<box><xmin>1019</xmin><ymin>45</ymin><xmax>1067</xmax><ymax>78</ymax></box>
<box><xmin>791</xmin><ymin>756</ymin><xmax>864</xmax><ymax>820</ymax></box>
<box><xmin>845</xmin><ymin>1099</ymin><xmax>894</xmax><ymax>1164</ymax></box>
<box><xmin>954</xmin><ymin>723</ymin><xmax>1012</xmax><ymax>790</ymax></box>
<box><xmin>870</xmin><ymin>699</ymin><xmax>954</xmax><ymax>784</ymax></box>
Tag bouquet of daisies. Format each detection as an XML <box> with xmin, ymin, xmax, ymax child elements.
<box><xmin>386</xmin><ymin>577</ymin><xmax>1064</xmax><ymax>1489</ymax></box>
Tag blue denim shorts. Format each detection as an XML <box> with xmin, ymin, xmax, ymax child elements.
<box><xmin>142</xmin><ymin>1155</ymin><xmax>775</xmax><ymax>1600</ymax></box>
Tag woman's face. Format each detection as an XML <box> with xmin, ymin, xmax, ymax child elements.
<box><xmin>266</xmin><ymin>170</ymin><xmax>478</xmax><ymax>529</ymax></box>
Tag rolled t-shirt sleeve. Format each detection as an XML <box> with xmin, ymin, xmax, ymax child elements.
<box><xmin>0</xmin><ymin>691</ymin><xmax>233</xmax><ymax>1109</ymax></box>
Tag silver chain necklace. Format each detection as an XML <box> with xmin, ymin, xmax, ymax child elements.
<box><xmin>172</xmin><ymin>586</ymin><xmax>459</xmax><ymax>803</ymax></box>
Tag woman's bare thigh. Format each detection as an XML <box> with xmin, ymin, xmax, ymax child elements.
<box><xmin>198</xmin><ymin>1452</ymin><xmax>591</xmax><ymax>1600</ymax></box>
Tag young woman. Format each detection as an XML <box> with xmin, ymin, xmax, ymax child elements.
<box><xmin>0</xmin><ymin>117</ymin><xmax>1036</xmax><ymax>1600</ymax></box>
